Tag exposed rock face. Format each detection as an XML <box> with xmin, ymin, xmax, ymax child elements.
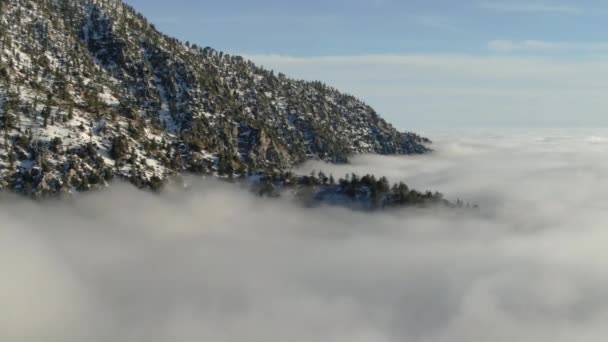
<box><xmin>0</xmin><ymin>0</ymin><xmax>430</xmax><ymax>195</ymax></box>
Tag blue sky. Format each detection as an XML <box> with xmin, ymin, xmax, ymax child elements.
<box><xmin>124</xmin><ymin>0</ymin><xmax>608</xmax><ymax>128</ymax></box>
<box><xmin>123</xmin><ymin>0</ymin><xmax>607</xmax><ymax>56</ymax></box>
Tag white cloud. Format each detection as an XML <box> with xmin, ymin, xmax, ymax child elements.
<box><xmin>488</xmin><ymin>40</ymin><xmax>608</xmax><ymax>52</ymax></box>
<box><xmin>6</xmin><ymin>130</ymin><xmax>608</xmax><ymax>341</ymax></box>
<box><xmin>487</xmin><ymin>39</ymin><xmax>563</xmax><ymax>52</ymax></box>
<box><xmin>245</xmin><ymin>54</ymin><xmax>608</xmax><ymax>128</ymax></box>
<box><xmin>479</xmin><ymin>2</ymin><xmax>583</xmax><ymax>14</ymax></box>
<box><xmin>411</xmin><ymin>15</ymin><xmax>462</xmax><ymax>33</ymax></box>
<box><xmin>150</xmin><ymin>17</ymin><xmax>181</xmax><ymax>25</ymax></box>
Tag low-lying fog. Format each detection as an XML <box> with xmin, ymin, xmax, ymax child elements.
<box><xmin>4</xmin><ymin>128</ymin><xmax>608</xmax><ymax>342</ymax></box>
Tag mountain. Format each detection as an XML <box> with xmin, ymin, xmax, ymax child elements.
<box><xmin>0</xmin><ymin>0</ymin><xmax>430</xmax><ymax>195</ymax></box>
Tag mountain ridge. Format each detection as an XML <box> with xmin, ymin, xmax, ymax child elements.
<box><xmin>0</xmin><ymin>0</ymin><xmax>430</xmax><ymax>195</ymax></box>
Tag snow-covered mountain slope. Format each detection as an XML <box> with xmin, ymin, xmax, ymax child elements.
<box><xmin>0</xmin><ymin>0</ymin><xmax>430</xmax><ymax>195</ymax></box>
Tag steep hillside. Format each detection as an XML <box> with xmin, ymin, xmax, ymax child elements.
<box><xmin>0</xmin><ymin>0</ymin><xmax>430</xmax><ymax>195</ymax></box>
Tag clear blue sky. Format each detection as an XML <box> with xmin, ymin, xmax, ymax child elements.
<box><xmin>124</xmin><ymin>0</ymin><xmax>608</xmax><ymax>128</ymax></box>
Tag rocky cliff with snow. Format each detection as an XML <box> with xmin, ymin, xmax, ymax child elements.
<box><xmin>0</xmin><ymin>0</ymin><xmax>430</xmax><ymax>195</ymax></box>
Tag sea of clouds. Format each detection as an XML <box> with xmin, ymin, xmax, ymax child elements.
<box><xmin>3</xmin><ymin>128</ymin><xmax>608</xmax><ymax>341</ymax></box>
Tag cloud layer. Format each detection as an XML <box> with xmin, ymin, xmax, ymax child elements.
<box><xmin>478</xmin><ymin>2</ymin><xmax>583</xmax><ymax>14</ymax></box>
<box><xmin>488</xmin><ymin>40</ymin><xmax>608</xmax><ymax>53</ymax></box>
<box><xmin>4</xmin><ymin>129</ymin><xmax>608</xmax><ymax>341</ymax></box>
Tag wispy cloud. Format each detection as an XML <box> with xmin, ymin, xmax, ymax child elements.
<box><xmin>149</xmin><ymin>16</ymin><xmax>182</xmax><ymax>25</ymax></box>
<box><xmin>245</xmin><ymin>53</ymin><xmax>608</xmax><ymax>127</ymax></box>
<box><xmin>411</xmin><ymin>15</ymin><xmax>463</xmax><ymax>33</ymax></box>
<box><xmin>479</xmin><ymin>2</ymin><xmax>583</xmax><ymax>14</ymax></box>
<box><xmin>488</xmin><ymin>39</ymin><xmax>608</xmax><ymax>52</ymax></box>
